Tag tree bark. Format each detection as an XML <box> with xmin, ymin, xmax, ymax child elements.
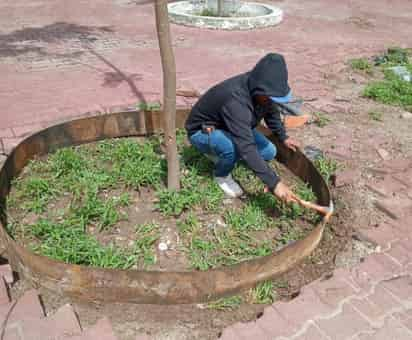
<box><xmin>154</xmin><ymin>0</ymin><xmax>180</xmax><ymax>190</ymax></box>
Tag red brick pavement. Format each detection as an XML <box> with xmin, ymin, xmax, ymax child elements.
<box><xmin>221</xmin><ymin>157</ymin><xmax>412</xmax><ymax>339</ymax></box>
<box><xmin>0</xmin><ymin>264</ymin><xmax>124</xmax><ymax>340</ymax></box>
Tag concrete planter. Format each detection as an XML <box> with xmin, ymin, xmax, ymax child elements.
<box><xmin>168</xmin><ymin>1</ymin><xmax>283</xmax><ymax>30</ymax></box>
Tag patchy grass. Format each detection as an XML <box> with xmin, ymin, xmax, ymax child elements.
<box><xmin>350</xmin><ymin>57</ymin><xmax>373</xmax><ymax>74</ymax></box>
<box><xmin>362</xmin><ymin>47</ymin><xmax>412</xmax><ymax>112</ymax></box>
<box><xmin>134</xmin><ymin>222</ymin><xmax>160</xmax><ymax>267</ymax></box>
<box><xmin>28</xmin><ymin>218</ymin><xmax>136</xmax><ymax>269</ymax></box>
<box><xmin>363</xmin><ymin>70</ymin><xmax>412</xmax><ymax>112</ymax></box>
<box><xmin>137</xmin><ymin>101</ymin><xmax>161</xmax><ymax>111</ymax></box>
<box><xmin>374</xmin><ymin>47</ymin><xmax>411</xmax><ymax>66</ymax></box>
<box><xmin>312</xmin><ymin>111</ymin><xmax>331</xmax><ymax>128</ymax></box>
<box><xmin>249</xmin><ymin>281</ymin><xmax>277</xmax><ymax>304</ymax></box>
<box><xmin>8</xmin><ymin>130</ymin><xmax>320</xmax><ymax>272</ymax></box>
<box><xmin>206</xmin><ymin>295</ymin><xmax>243</xmax><ymax>311</ymax></box>
<box><xmin>314</xmin><ymin>157</ymin><xmax>338</xmax><ymax>183</ymax></box>
<box><xmin>368</xmin><ymin>110</ymin><xmax>384</xmax><ymax>122</ymax></box>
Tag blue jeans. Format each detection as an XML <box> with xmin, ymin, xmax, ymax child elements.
<box><xmin>189</xmin><ymin>129</ymin><xmax>277</xmax><ymax>177</ymax></box>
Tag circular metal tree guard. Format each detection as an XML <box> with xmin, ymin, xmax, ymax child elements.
<box><xmin>0</xmin><ymin>108</ymin><xmax>333</xmax><ymax>304</ymax></box>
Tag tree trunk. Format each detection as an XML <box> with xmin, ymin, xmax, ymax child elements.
<box><xmin>154</xmin><ymin>0</ymin><xmax>180</xmax><ymax>190</ymax></box>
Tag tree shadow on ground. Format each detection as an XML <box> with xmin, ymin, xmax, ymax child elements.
<box><xmin>0</xmin><ymin>22</ymin><xmax>114</xmax><ymax>59</ymax></box>
<box><xmin>84</xmin><ymin>46</ymin><xmax>146</xmax><ymax>103</ymax></box>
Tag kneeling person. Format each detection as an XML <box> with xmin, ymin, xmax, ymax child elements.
<box><xmin>185</xmin><ymin>53</ymin><xmax>299</xmax><ymax>202</ymax></box>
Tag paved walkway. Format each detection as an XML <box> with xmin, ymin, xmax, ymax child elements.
<box><xmin>221</xmin><ymin>158</ymin><xmax>412</xmax><ymax>339</ymax></box>
<box><xmin>0</xmin><ymin>0</ymin><xmax>412</xmax><ymax>339</ymax></box>
<box><xmin>0</xmin><ymin>264</ymin><xmax>118</xmax><ymax>339</ymax></box>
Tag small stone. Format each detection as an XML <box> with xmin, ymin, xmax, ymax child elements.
<box><xmin>400</xmin><ymin>112</ymin><xmax>412</xmax><ymax>119</ymax></box>
<box><xmin>223</xmin><ymin>198</ymin><xmax>233</xmax><ymax>205</ymax></box>
<box><xmin>216</xmin><ymin>218</ymin><xmax>227</xmax><ymax>227</ymax></box>
<box><xmin>377</xmin><ymin>148</ymin><xmax>390</xmax><ymax>161</ymax></box>
<box><xmin>158</xmin><ymin>242</ymin><xmax>168</xmax><ymax>251</ymax></box>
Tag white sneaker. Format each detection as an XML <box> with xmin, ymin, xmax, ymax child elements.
<box><xmin>214</xmin><ymin>174</ymin><xmax>244</xmax><ymax>198</ymax></box>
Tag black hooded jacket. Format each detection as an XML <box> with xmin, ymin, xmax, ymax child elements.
<box><xmin>185</xmin><ymin>53</ymin><xmax>290</xmax><ymax>190</ymax></box>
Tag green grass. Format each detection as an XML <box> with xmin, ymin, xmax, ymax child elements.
<box><xmin>249</xmin><ymin>281</ymin><xmax>277</xmax><ymax>304</ymax></box>
<box><xmin>279</xmin><ymin>181</ymin><xmax>317</xmax><ymax>220</ymax></box>
<box><xmin>374</xmin><ymin>47</ymin><xmax>411</xmax><ymax>66</ymax></box>
<box><xmin>186</xmin><ymin>227</ymin><xmax>274</xmax><ymax>271</ymax></box>
<box><xmin>29</xmin><ymin>218</ymin><xmax>136</xmax><ymax>269</ymax></box>
<box><xmin>8</xmin><ymin>129</ymin><xmax>318</xmax><ymax>272</ymax></box>
<box><xmin>224</xmin><ymin>203</ymin><xmax>271</xmax><ymax>232</ymax></box>
<box><xmin>312</xmin><ymin>112</ymin><xmax>331</xmax><ymax>128</ymax></box>
<box><xmin>363</xmin><ymin>70</ymin><xmax>412</xmax><ymax>112</ymax></box>
<box><xmin>137</xmin><ymin>101</ymin><xmax>161</xmax><ymax>111</ymax></box>
<box><xmin>361</xmin><ymin>47</ymin><xmax>412</xmax><ymax>112</ymax></box>
<box><xmin>314</xmin><ymin>157</ymin><xmax>338</xmax><ymax>183</ymax></box>
<box><xmin>177</xmin><ymin>212</ymin><xmax>200</xmax><ymax>235</ymax></box>
<box><xmin>349</xmin><ymin>58</ymin><xmax>373</xmax><ymax>74</ymax></box>
<box><xmin>275</xmin><ymin>218</ymin><xmax>304</xmax><ymax>246</ymax></box>
<box><xmin>206</xmin><ymin>295</ymin><xmax>243</xmax><ymax>310</ymax></box>
<box><xmin>368</xmin><ymin>110</ymin><xmax>383</xmax><ymax>121</ymax></box>
<box><xmin>134</xmin><ymin>222</ymin><xmax>160</xmax><ymax>267</ymax></box>
<box><xmin>156</xmin><ymin>147</ymin><xmax>224</xmax><ymax>215</ymax></box>
<box><xmin>12</xmin><ymin>177</ymin><xmax>58</xmax><ymax>213</ymax></box>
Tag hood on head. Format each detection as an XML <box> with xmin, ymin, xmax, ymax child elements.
<box><xmin>248</xmin><ymin>53</ymin><xmax>290</xmax><ymax>98</ymax></box>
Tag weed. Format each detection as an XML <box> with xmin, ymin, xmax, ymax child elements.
<box><xmin>138</xmin><ymin>102</ymin><xmax>161</xmax><ymax>111</ymax></box>
<box><xmin>30</xmin><ymin>219</ymin><xmax>135</xmax><ymax>269</ymax></box>
<box><xmin>314</xmin><ymin>157</ymin><xmax>338</xmax><ymax>183</ymax></box>
<box><xmin>187</xmin><ymin>237</ymin><xmax>218</xmax><ymax>270</ymax></box>
<box><xmin>156</xmin><ymin>188</ymin><xmax>200</xmax><ymax>216</ymax></box>
<box><xmin>363</xmin><ymin>70</ymin><xmax>412</xmax><ymax>111</ymax></box>
<box><xmin>249</xmin><ymin>281</ymin><xmax>276</xmax><ymax>304</ymax></box>
<box><xmin>224</xmin><ymin>203</ymin><xmax>270</xmax><ymax>231</ymax></box>
<box><xmin>206</xmin><ymin>295</ymin><xmax>243</xmax><ymax>310</ymax></box>
<box><xmin>312</xmin><ymin>112</ymin><xmax>331</xmax><ymax>127</ymax></box>
<box><xmin>13</xmin><ymin>177</ymin><xmax>57</xmax><ymax>213</ymax></box>
<box><xmin>279</xmin><ymin>181</ymin><xmax>317</xmax><ymax>219</ymax></box>
<box><xmin>350</xmin><ymin>58</ymin><xmax>373</xmax><ymax>74</ymax></box>
<box><xmin>110</xmin><ymin>138</ymin><xmax>166</xmax><ymax>189</ymax></box>
<box><xmin>177</xmin><ymin>212</ymin><xmax>200</xmax><ymax>235</ymax></box>
<box><xmin>368</xmin><ymin>110</ymin><xmax>383</xmax><ymax>121</ymax></box>
<box><xmin>275</xmin><ymin>219</ymin><xmax>304</xmax><ymax>246</ymax></box>
<box><xmin>117</xmin><ymin>192</ymin><xmax>131</xmax><ymax>207</ymax></box>
<box><xmin>134</xmin><ymin>222</ymin><xmax>160</xmax><ymax>267</ymax></box>
<box><xmin>374</xmin><ymin>47</ymin><xmax>411</xmax><ymax>66</ymax></box>
<box><xmin>48</xmin><ymin>147</ymin><xmax>88</xmax><ymax>178</ymax></box>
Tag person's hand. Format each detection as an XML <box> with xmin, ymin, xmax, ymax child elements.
<box><xmin>283</xmin><ymin>137</ymin><xmax>300</xmax><ymax>152</ymax></box>
<box><xmin>273</xmin><ymin>182</ymin><xmax>298</xmax><ymax>203</ymax></box>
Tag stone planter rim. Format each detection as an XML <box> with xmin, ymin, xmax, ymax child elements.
<box><xmin>168</xmin><ymin>1</ymin><xmax>284</xmax><ymax>30</ymax></box>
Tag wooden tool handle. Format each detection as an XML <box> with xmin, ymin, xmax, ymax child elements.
<box><xmin>294</xmin><ymin>197</ymin><xmax>330</xmax><ymax>216</ymax></box>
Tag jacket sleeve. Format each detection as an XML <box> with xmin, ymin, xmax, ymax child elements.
<box><xmin>264</xmin><ymin>105</ymin><xmax>288</xmax><ymax>142</ymax></box>
<box><xmin>221</xmin><ymin>99</ymin><xmax>280</xmax><ymax>190</ymax></box>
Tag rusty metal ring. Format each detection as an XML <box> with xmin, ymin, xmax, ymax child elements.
<box><xmin>0</xmin><ymin>109</ymin><xmax>333</xmax><ymax>304</ymax></box>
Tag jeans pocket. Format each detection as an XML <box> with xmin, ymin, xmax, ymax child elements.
<box><xmin>189</xmin><ymin>131</ymin><xmax>211</xmax><ymax>155</ymax></box>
